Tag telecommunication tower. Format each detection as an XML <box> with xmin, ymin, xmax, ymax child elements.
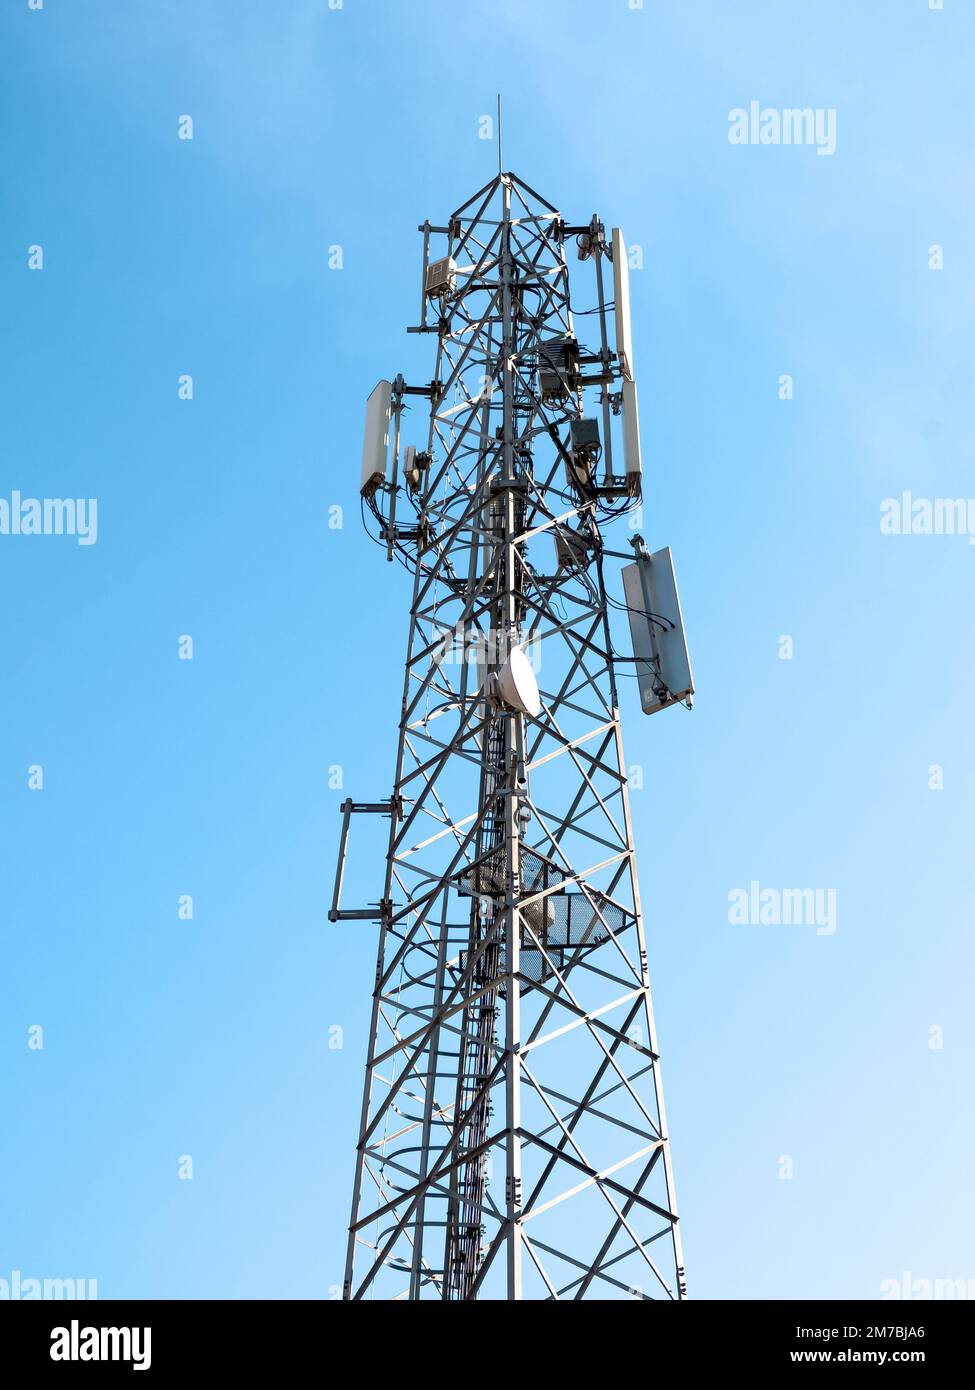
<box><xmin>330</xmin><ymin>164</ymin><xmax>694</xmax><ymax>1301</ymax></box>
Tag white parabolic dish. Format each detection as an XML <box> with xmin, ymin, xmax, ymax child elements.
<box><xmin>494</xmin><ymin>646</ymin><xmax>541</xmax><ymax>718</ymax></box>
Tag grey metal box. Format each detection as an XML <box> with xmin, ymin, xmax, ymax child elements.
<box><xmin>425</xmin><ymin>255</ymin><xmax>456</xmax><ymax>298</ymax></box>
<box><xmin>538</xmin><ymin>334</ymin><xmax>579</xmax><ymax>401</ymax></box>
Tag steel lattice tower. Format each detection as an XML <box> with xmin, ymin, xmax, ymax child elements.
<box><xmin>333</xmin><ymin>169</ymin><xmax>689</xmax><ymax>1301</ymax></box>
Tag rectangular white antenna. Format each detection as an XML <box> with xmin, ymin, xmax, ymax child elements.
<box><xmin>621</xmin><ymin>546</ymin><xmax>694</xmax><ymax>715</ymax></box>
<box><xmin>361</xmin><ymin>379</ymin><xmax>392</xmax><ymax>497</ymax></box>
<box><xmin>612</xmin><ymin>228</ymin><xmax>634</xmax><ymax>381</ymax></box>
<box><xmin>621</xmin><ymin>378</ymin><xmax>642</xmax><ymax>492</ymax></box>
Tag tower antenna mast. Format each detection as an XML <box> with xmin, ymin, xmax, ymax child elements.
<box><xmin>333</xmin><ymin>164</ymin><xmax>694</xmax><ymax>1300</ymax></box>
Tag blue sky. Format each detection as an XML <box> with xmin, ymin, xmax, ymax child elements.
<box><xmin>1</xmin><ymin>0</ymin><xmax>972</xmax><ymax>1300</ymax></box>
